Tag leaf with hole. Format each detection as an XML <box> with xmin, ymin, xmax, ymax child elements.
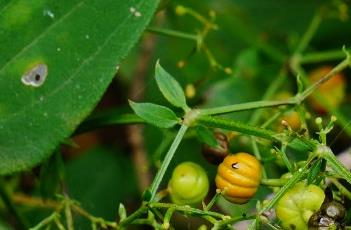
<box><xmin>0</xmin><ymin>0</ymin><xmax>159</xmax><ymax>174</ymax></box>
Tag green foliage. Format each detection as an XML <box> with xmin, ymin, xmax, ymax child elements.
<box><xmin>155</xmin><ymin>61</ymin><xmax>189</xmax><ymax>111</ymax></box>
<box><xmin>129</xmin><ymin>101</ymin><xmax>179</xmax><ymax>128</ymax></box>
<box><xmin>2</xmin><ymin>1</ymin><xmax>351</xmax><ymax>230</ymax></box>
<box><xmin>0</xmin><ymin>0</ymin><xmax>159</xmax><ymax>175</ymax></box>
<box><xmin>195</xmin><ymin>126</ymin><xmax>218</xmax><ymax>147</ymax></box>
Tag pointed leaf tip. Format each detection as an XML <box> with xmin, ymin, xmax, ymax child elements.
<box><xmin>155</xmin><ymin>61</ymin><xmax>188</xmax><ymax>111</ymax></box>
<box><xmin>129</xmin><ymin>101</ymin><xmax>179</xmax><ymax>128</ymax></box>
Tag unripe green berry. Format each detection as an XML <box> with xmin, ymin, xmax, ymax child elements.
<box><xmin>168</xmin><ymin>162</ymin><xmax>209</xmax><ymax>205</ymax></box>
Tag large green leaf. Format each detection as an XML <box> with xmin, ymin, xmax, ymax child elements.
<box><xmin>0</xmin><ymin>0</ymin><xmax>159</xmax><ymax>174</ymax></box>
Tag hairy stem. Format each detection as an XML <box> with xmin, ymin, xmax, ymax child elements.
<box><xmin>200</xmin><ymin>99</ymin><xmax>295</xmax><ymax>116</ymax></box>
<box><xmin>147</xmin><ymin>27</ymin><xmax>198</xmax><ymax>41</ymax></box>
<box><xmin>149</xmin><ymin>125</ymin><xmax>188</xmax><ymax>201</ymax></box>
<box><xmin>197</xmin><ymin>116</ymin><xmax>280</xmax><ymax>142</ymax></box>
<box><xmin>300</xmin><ymin>49</ymin><xmax>350</xmax><ymax>64</ymax></box>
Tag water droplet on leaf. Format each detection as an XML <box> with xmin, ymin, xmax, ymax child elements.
<box><xmin>43</xmin><ymin>9</ymin><xmax>55</xmax><ymax>19</ymax></box>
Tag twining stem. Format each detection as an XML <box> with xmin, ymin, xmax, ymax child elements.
<box><xmin>329</xmin><ymin>178</ymin><xmax>351</xmax><ymax>200</ymax></box>
<box><xmin>276</xmin><ymin>145</ymin><xmax>294</xmax><ymax>173</ymax></box>
<box><xmin>300</xmin><ymin>49</ymin><xmax>350</xmax><ymax>64</ymax></box>
<box><xmin>198</xmin><ymin>115</ymin><xmax>317</xmax><ymax>151</ymax></box>
<box><xmin>200</xmin><ymin>55</ymin><xmax>350</xmax><ymax>117</ymax></box>
<box><xmin>149</xmin><ymin>125</ymin><xmax>188</xmax><ymax>201</ymax></box>
<box><xmin>251</xmin><ymin>138</ymin><xmax>267</xmax><ymax>178</ymax></box>
<box><xmin>75</xmin><ymin>113</ymin><xmax>143</xmax><ymax>134</ymax></box>
<box><xmin>249</xmin><ymin>68</ymin><xmax>287</xmax><ymax>126</ymax></box>
<box><xmin>261</xmin><ymin>156</ymin><xmax>314</xmax><ymax>212</ymax></box>
<box><xmin>64</xmin><ymin>201</ymin><xmax>74</xmax><ymax>230</ymax></box>
<box><xmin>203</xmin><ymin>192</ymin><xmax>221</xmax><ymax>211</ymax></box>
<box><xmin>29</xmin><ymin>213</ymin><xmax>59</xmax><ymax>230</ymax></box>
<box><xmin>292</xmin><ymin>57</ymin><xmax>351</xmax><ymax>137</ymax></box>
<box><xmin>119</xmin><ymin>205</ymin><xmax>148</xmax><ymax>228</ymax></box>
<box><xmin>198</xmin><ymin>116</ymin><xmax>280</xmax><ymax>142</ymax></box>
<box><xmin>212</xmin><ymin>215</ymin><xmax>255</xmax><ymax>230</ymax></box>
<box><xmin>147</xmin><ymin>27</ymin><xmax>198</xmax><ymax>42</ymax></box>
<box><xmin>319</xmin><ymin>145</ymin><xmax>351</xmax><ymax>185</ymax></box>
<box><xmin>200</xmin><ymin>99</ymin><xmax>295</xmax><ymax>116</ymax></box>
<box><xmin>294</xmin><ymin>12</ymin><xmax>322</xmax><ymax>54</ymax></box>
<box><xmin>261</xmin><ymin>178</ymin><xmax>289</xmax><ymax>187</ymax></box>
<box><xmin>148</xmin><ymin>202</ymin><xmax>226</xmax><ymax>219</ymax></box>
<box><xmin>248</xmin><ymin>69</ymin><xmax>287</xmax><ymax>178</ymax></box>
<box><xmin>297</xmin><ymin>57</ymin><xmax>351</xmax><ymax>101</ymax></box>
<box><xmin>12</xmin><ymin>193</ymin><xmax>117</xmax><ymax>229</ymax></box>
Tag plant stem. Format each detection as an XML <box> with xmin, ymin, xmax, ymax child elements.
<box><xmin>294</xmin><ymin>12</ymin><xmax>322</xmax><ymax>54</ymax></box>
<box><xmin>200</xmin><ymin>99</ymin><xmax>295</xmax><ymax>116</ymax></box>
<box><xmin>29</xmin><ymin>212</ymin><xmax>59</xmax><ymax>230</ymax></box>
<box><xmin>147</xmin><ymin>27</ymin><xmax>198</xmax><ymax>41</ymax></box>
<box><xmin>0</xmin><ymin>179</ymin><xmax>27</xmax><ymax>230</ymax></box>
<box><xmin>261</xmin><ymin>178</ymin><xmax>289</xmax><ymax>187</ymax></box>
<box><xmin>277</xmin><ymin>145</ymin><xmax>294</xmax><ymax>173</ymax></box>
<box><xmin>298</xmin><ymin>57</ymin><xmax>350</xmax><ymax>101</ymax></box>
<box><xmin>249</xmin><ymin>68</ymin><xmax>287</xmax><ymax>126</ymax></box>
<box><xmin>64</xmin><ymin>201</ymin><xmax>74</xmax><ymax>230</ymax></box>
<box><xmin>212</xmin><ymin>215</ymin><xmax>255</xmax><ymax>230</ymax></box>
<box><xmin>261</xmin><ymin>156</ymin><xmax>314</xmax><ymax>212</ymax></box>
<box><xmin>329</xmin><ymin>178</ymin><xmax>351</xmax><ymax>200</ymax></box>
<box><xmin>204</xmin><ymin>192</ymin><xmax>221</xmax><ymax>211</ymax></box>
<box><xmin>201</xmin><ymin>53</ymin><xmax>350</xmax><ymax>118</ymax></box>
<box><xmin>300</xmin><ymin>49</ymin><xmax>350</xmax><ymax>64</ymax></box>
<box><xmin>319</xmin><ymin>145</ymin><xmax>351</xmax><ymax>185</ymax></box>
<box><xmin>75</xmin><ymin>113</ymin><xmax>143</xmax><ymax>134</ymax></box>
<box><xmin>71</xmin><ymin>205</ymin><xmax>117</xmax><ymax>229</ymax></box>
<box><xmin>119</xmin><ymin>205</ymin><xmax>148</xmax><ymax>228</ymax></box>
<box><xmin>248</xmin><ymin>68</ymin><xmax>287</xmax><ymax>178</ymax></box>
<box><xmin>153</xmin><ymin>132</ymin><xmax>174</xmax><ymax>165</ymax></box>
<box><xmin>198</xmin><ymin>116</ymin><xmax>280</xmax><ymax>142</ymax></box>
<box><xmin>292</xmin><ymin>58</ymin><xmax>351</xmax><ymax>137</ymax></box>
<box><xmin>251</xmin><ymin>138</ymin><xmax>267</xmax><ymax>178</ymax></box>
<box><xmin>149</xmin><ymin>125</ymin><xmax>188</xmax><ymax>201</ymax></box>
<box><xmin>148</xmin><ymin>202</ymin><xmax>226</xmax><ymax>219</ymax></box>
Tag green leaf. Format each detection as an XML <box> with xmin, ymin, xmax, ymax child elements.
<box><xmin>129</xmin><ymin>101</ymin><xmax>179</xmax><ymax>128</ymax></box>
<box><xmin>155</xmin><ymin>60</ymin><xmax>188</xmax><ymax>110</ymax></box>
<box><xmin>118</xmin><ymin>203</ymin><xmax>127</xmax><ymax>221</ymax></box>
<box><xmin>0</xmin><ymin>0</ymin><xmax>159</xmax><ymax>174</ymax></box>
<box><xmin>195</xmin><ymin>126</ymin><xmax>218</xmax><ymax>147</ymax></box>
<box><xmin>142</xmin><ymin>188</ymin><xmax>152</xmax><ymax>201</ymax></box>
<box><xmin>307</xmin><ymin>159</ymin><xmax>322</xmax><ymax>185</ymax></box>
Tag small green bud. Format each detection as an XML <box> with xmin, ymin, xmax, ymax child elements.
<box><xmin>175</xmin><ymin>5</ymin><xmax>187</xmax><ymax>16</ymax></box>
<box><xmin>315</xmin><ymin>117</ymin><xmax>322</xmax><ymax>125</ymax></box>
